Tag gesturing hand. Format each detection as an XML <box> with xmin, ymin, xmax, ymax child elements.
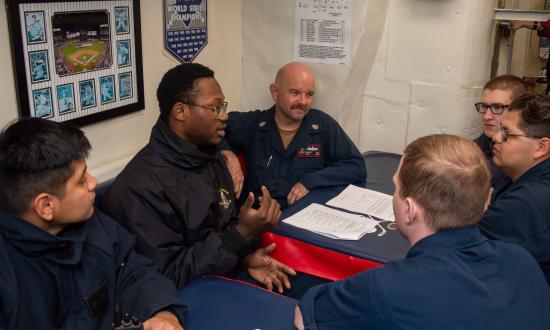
<box><xmin>237</xmin><ymin>186</ymin><xmax>281</xmax><ymax>240</ymax></box>
<box><xmin>246</xmin><ymin>243</ymin><xmax>296</xmax><ymax>293</ymax></box>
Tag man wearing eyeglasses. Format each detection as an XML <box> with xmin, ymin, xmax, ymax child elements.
<box><xmin>220</xmin><ymin>62</ymin><xmax>366</xmax><ymax>208</ymax></box>
<box><xmin>474</xmin><ymin>75</ymin><xmax>527</xmax><ymax>184</ymax></box>
<box><xmin>479</xmin><ymin>93</ymin><xmax>550</xmax><ymax>285</ymax></box>
<box><xmin>101</xmin><ymin>63</ymin><xmax>296</xmax><ymax>292</ymax></box>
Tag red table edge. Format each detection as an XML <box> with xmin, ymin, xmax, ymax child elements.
<box><xmin>261</xmin><ymin>232</ymin><xmax>383</xmax><ymax>281</ymax></box>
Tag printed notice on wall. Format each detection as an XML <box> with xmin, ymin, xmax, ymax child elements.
<box><xmin>294</xmin><ymin>0</ymin><xmax>352</xmax><ymax>65</ymax></box>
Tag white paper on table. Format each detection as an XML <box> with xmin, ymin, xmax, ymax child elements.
<box><xmin>326</xmin><ymin>185</ymin><xmax>395</xmax><ymax>222</ymax></box>
<box><xmin>282</xmin><ymin>203</ymin><xmax>379</xmax><ymax>240</ymax></box>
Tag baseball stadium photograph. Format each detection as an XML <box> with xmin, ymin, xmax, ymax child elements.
<box><xmin>52</xmin><ymin>10</ymin><xmax>112</xmax><ymax>76</ymax></box>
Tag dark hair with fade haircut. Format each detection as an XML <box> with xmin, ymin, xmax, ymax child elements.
<box><xmin>398</xmin><ymin>134</ymin><xmax>491</xmax><ymax>230</ymax></box>
<box><xmin>508</xmin><ymin>93</ymin><xmax>550</xmax><ymax>139</ymax></box>
<box><xmin>483</xmin><ymin>74</ymin><xmax>528</xmax><ymax>100</ymax></box>
<box><xmin>0</xmin><ymin>118</ymin><xmax>91</xmax><ymax>215</ymax></box>
<box><xmin>156</xmin><ymin>63</ymin><xmax>214</xmax><ymax>123</ymax></box>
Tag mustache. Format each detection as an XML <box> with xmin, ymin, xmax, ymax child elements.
<box><xmin>291</xmin><ymin>104</ymin><xmax>308</xmax><ymax>111</ymax></box>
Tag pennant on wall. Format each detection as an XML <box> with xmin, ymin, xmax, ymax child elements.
<box><xmin>164</xmin><ymin>0</ymin><xmax>207</xmax><ymax>63</ymax></box>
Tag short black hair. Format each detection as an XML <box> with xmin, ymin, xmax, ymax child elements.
<box><xmin>509</xmin><ymin>93</ymin><xmax>550</xmax><ymax>139</ymax></box>
<box><xmin>0</xmin><ymin>118</ymin><xmax>91</xmax><ymax>215</ymax></box>
<box><xmin>156</xmin><ymin>63</ymin><xmax>214</xmax><ymax>122</ymax></box>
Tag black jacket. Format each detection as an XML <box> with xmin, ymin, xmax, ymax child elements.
<box><xmin>101</xmin><ymin>119</ymin><xmax>251</xmax><ymax>289</ymax></box>
<box><xmin>0</xmin><ymin>208</ymin><xmax>186</xmax><ymax>329</ymax></box>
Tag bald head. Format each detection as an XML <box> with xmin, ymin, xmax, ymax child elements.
<box><xmin>270</xmin><ymin>62</ymin><xmax>316</xmax><ymax>125</ymax></box>
<box><xmin>274</xmin><ymin>62</ymin><xmax>315</xmax><ymax>86</ymax></box>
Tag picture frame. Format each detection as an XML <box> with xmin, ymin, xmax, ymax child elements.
<box><xmin>115</xmin><ymin>6</ymin><xmax>130</xmax><ymax>35</ymax></box>
<box><xmin>79</xmin><ymin>79</ymin><xmax>97</xmax><ymax>109</ymax></box>
<box><xmin>99</xmin><ymin>75</ymin><xmax>116</xmax><ymax>104</ymax></box>
<box><xmin>56</xmin><ymin>83</ymin><xmax>76</xmax><ymax>115</ymax></box>
<box><xmin>116</xmin><ymin>39</ymin><xmax>131</xmax><ymax>67</ymax></box>
<box><xmin>32</xmin><ymin>87</ymin><xmax>54</xmax><ymax>118</ymax></box>
<box><xmin>7</xmin><ymin>0</ymin><xmax>144</xmax><ymax>127</ymax></box>
<box><xmin>28</xmin><ymin>49</ymin><xmax>50</xmax><ymax>83</ymax></box>
<box><xmin>119</xmin><ymin>72</ymin><xmax>133</xmax><ymax>100</ymax></box>
<box><xmin>24</xmin><ymin>10</ymin><xmax>47</xmax><ymax>44</ymax></box>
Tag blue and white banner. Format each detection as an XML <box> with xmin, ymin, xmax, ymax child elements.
<box><xmin>164</xmin><ymin>0</ymin><xmax>207</xmax><ymax>63</ymax></box>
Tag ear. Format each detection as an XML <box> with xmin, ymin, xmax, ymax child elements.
<box><xmin>533</xmin><ymin>137</ymin><xmax>550</xmax><ymax>159</ymax></box>
<box><xmin>31</xmin><ymin>193</ymin><xmax>56</xmax><ymax>222</ymax></box>
<box><xmin>269</xmin><ymin>83</ymin><xmax>279</xmax><ymax>102</ymax></box>
<box><xmin>170</xmin><ymin>101</ymin><xmax>188</xmax><ymax>122</ymax></box>
<box><xmin>404</xmin><ymin>197</ymin><xmax>423</xmax><ymax>225</ymax></box>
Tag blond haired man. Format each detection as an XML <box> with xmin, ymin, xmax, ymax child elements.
<box><xmin>296</xmin><ymin>134</ymin><xmax>550</xmax><ymax>330</ymax></box>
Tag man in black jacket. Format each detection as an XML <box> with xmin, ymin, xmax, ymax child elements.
<box><xmin>0</xmin><ymin>118</ymin><xmax>185</xmax><ymax>329</ymax></box>
<box><xmin>101</xmin><ymin>63</ymin><xmax>295</xmax><ymax>292</ymax></box>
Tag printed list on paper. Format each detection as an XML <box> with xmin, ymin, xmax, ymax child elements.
<box><xmin>326</xmin><ymin>185</ymin><xmax>395</xmax><ymax>222</ymax></box>
<box><xmin>282</xmin><ymin>203</ymin><xmax>379</xmax><ymax>240</ymax></box>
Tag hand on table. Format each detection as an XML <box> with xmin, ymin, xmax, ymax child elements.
<box><xmin>287</xmin><ymin>182</ymin><xmax>310</xmax><ymax>206</ymax></box>
<box><xmin>246</xmin><ymin>243</ymin><xmax>296</xmax><ymax>293</ymax></box>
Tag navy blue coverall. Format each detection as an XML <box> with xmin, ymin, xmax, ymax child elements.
<box><xmin>221</xmin><ymin>106</ymin><xmax>366</xmax><ymax>207</ymax></box>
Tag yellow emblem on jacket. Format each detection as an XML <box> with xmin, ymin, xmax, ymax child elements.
<box><xmin>218</xmin><ymin>187</ymin><xmax>232</xmax><ymax>209</ymax></box>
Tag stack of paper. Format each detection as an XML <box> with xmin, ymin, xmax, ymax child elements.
<box><xmin>326</xmin><ymin>185</ymin><xmax>395</xmax><ymax>222</ymax></box>
<box><xmin>282</xmin><ymin>203</ymin><xmax>380</xmax><ymax>240</ymax></box>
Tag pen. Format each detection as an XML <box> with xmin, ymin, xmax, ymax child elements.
<box><xmin>266</xmin><ymin>155</ymin><xmax>272</xmax><ymax>167</ymax></box>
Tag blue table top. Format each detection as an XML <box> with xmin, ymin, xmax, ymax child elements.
<box><xmin>178</xmin><ymin>276</ymin><xmax>296</xmax><ymax>330</ymax></box>
<box><xmin>271</xmin><ymin>151</ymin><xmax>410</xmax><ymax>263</ymax></box>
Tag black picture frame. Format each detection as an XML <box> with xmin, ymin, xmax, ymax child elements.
<box><xmin>7</xmin><ymin>0</ymin><xmax>144</xmax><ymax>127</ymax></box>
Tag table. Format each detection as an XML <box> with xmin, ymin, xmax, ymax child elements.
<box><xmin>261</xmin><ymin>151</ymin><xmax>410</xmax><ymax>280</ymax></box>
<box><xmin>178</xmin><ymin>276</ymin><xmax>296</xmax><ymax>329</ymax></box>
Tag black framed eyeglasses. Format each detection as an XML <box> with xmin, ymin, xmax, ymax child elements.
<box><xmin>183</xmin><ymin>101</ymin><xmax>228</xmax><ymax>119</ymax></box>
<box><xmin>475</xmin><ymin>102</ymin><xmax>509</xmax><ymax>115</ymax></box>
<box><xmin>499</xmin><ymin>126</ymin><xmax>543</xmax><ymax>143</ymax></box>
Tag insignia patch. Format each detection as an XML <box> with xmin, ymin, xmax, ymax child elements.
<box><xmin>311</xmin><ymin>124</ymin><xmax>319</xmax><ymax>130</ymax></box>
<box><xmin>297</xmin><ymin>144</ymin><xmax>321</xmax><ymax>158</ymax></box>
<box><xmin>218</xmin><ymin>187</ymin><xmax>232</xmax><ymax>209</ymax></box>
<box><xmin>259</xmin><ymin>121</ymin><xmax>266</xmax><ymax>127</ymax></box>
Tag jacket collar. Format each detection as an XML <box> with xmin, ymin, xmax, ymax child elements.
<box><xmin>150</xmin><ymin>117</ymin><xmax>220</xmax><ymax>169</ymax></box>
<box><xmin>513</xmin><ymin>157</ymin><xmax>550</xmax><ymax>185</ymax></box>
<box><xmin>0</xmin><ymin>208</ymin><xmax>86</xmax><ymax>265</ymax></box>
<box><xmin>492</xmin><ymin>157</ymin><xmax>550</xmax><ymax>200</ymax></box>
<box><xmin>406</xmin><ymin>226</ymin><xmax>487</xmax><ymax>259</ymax></box>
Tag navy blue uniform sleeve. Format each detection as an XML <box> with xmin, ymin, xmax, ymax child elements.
<box><xmin>299</xmin><ymin>271</ymin><xmax>390</xmax><ymax>329</ymax></box>
<box><xmin>102</xmin><ymin>184</ymin><xmax>249</xmax><ymax>290</ymax></box>
<box><xmin>300</xmin><ymin>119</ymin><xmax>366</xmax><ymax>190</ymax></box>
<box><xmin>107</xmin><ymin>213</ymin><xmax>187</xmax><ymax>324</ymax></box>
<box><xmin>220</xmin><ymin>110</ymin><xmax>260</xmax><ymax>154</ymax></box>
<box><xmin>479</xmin><ymin>187</ymin><xmax>547</xmax><ymax>260</ymax></box>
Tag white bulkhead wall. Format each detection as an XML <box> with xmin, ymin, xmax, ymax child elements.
<box><xmin>242</xmin><ymin>0</ymin><xmax>495</xmax><ymax>153</ymax></box>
